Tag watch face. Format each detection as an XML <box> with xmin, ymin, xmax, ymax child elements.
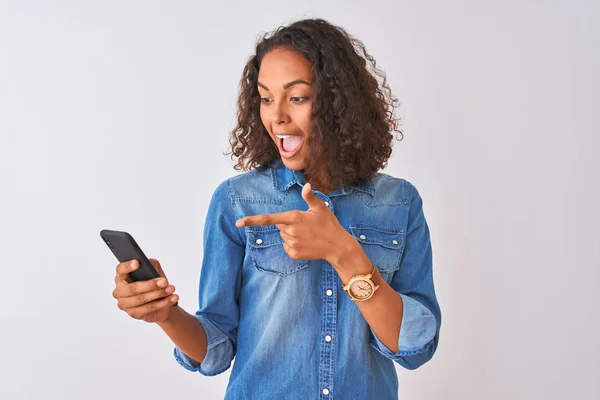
<box><xmin>349</xmin><ymin>279</ymin><xmax>373</xmax><ymax>300</ymax></box>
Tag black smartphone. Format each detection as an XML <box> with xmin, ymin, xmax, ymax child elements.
<box><xmin>100</xmin><ymin>229</ymin><xmax>177</xmax><ymax>306</ymax></box>
<box><xmin>100</xmin><ymin>229</ymin><xmax>161</xmax><ymax>281</ymax></box>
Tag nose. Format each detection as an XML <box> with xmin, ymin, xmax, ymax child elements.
<box><xmin>269</xmin><ymin>99</ymin><xmax>291</xmax><ymax>125</ymax></box>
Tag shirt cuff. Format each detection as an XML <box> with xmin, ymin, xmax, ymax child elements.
<box><xmin>173</xmin><ymin>314</ymin><xmax>234</xmax><ymax>376</ymax></box>
<box><xmin>370</xmin><ymin>293</ymin><xmax>437</xmax><ymax>359</ymax></box>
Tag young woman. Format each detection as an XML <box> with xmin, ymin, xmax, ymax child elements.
<box><xmin>112</xmin><ymin>18</ymin><xmax>441</xmax><ymax>400</ymax></box>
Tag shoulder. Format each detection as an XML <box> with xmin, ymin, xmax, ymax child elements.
<box><xmin>370</xmin><ymin>171</ymin><xmax>421</xmax><ymax>207</ymax></box>
<box><xmin>227</xmin><ymin>167</ymin><xmax>273</xmax><ymax>194</ymax></box>
<box><xmin>210</xmin><ymin>166</ymin><xmax>281</xmax><ymax>204</ymax></box>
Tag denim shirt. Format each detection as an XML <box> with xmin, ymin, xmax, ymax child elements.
<box><xmin>173</xmin><ymin>159</ymin><xmax>441</xmax><ymax>400</ymax></box>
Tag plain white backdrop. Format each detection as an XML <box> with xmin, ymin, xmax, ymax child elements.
<box><xmin>1</xmin><ymin>1</ymin><xmax>598</xmax><ymax>399</ymax></box>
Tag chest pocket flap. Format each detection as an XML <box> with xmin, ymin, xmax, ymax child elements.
<box><xmin>247</xmin><ymin>227</ymin><xmax>309</xmax><ymax>276</ymax></box>
<box><xmin>349</xmin><ymin>224</ymin><xmax>404</xmax><ymax>275</ymax></box>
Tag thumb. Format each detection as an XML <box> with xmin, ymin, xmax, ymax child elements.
<box><xmin>302</xmin><ymin>183</ymin><xmax>323</xmax><ymax>210</ymax></box>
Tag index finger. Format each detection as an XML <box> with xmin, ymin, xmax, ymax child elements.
<box><xmin>236</xmin><ymin>211</ymin><xmax>297</xmax><ymax>227</ymax></box>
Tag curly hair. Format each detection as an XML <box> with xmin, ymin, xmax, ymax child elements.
<box><xmin>226</xmin><ymin>18</ymin><xmax>403</xmax><ymax>190</ymax></box>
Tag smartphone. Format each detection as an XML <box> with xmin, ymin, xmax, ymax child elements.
<box><xmin>100</xmin><ymin>229</ymin><xmax>177</xmax><ymax>306</ymax></box>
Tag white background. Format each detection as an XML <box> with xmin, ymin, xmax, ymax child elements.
<box><xmin>1</xmin><ymin>1</ymin><xmax>598</xmax><ymax>399</ymax></box>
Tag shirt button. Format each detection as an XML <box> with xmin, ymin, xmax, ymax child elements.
<box><xmin>359</xmin><ymin>234</ymin><xmax>366</xmax><ymax>240</ymax></box>
<box><xmin>255</xmin><ymin>238</ymin><xmax>263</xmax><ymax>244</ymax></box>
<box><xmin>323</xmin><ymin>388</ymin><xmax>330</xmax><ymax>395</ymax></box>
<box><xmin>324</xmin><ymin>201</ymin><xmax>329</xmax><ymax>207</ymax></box>
<box><xmin>392</xmin><ymin>240</ymin><xmax>398</xmax><ymax>245</ymax></box>
<box><xmin>326</xmin><ymin>289</ymin><xmax>333</xmax><ymax>296</ymax></box>
<box><xmin>325</xmin><ymin>335</ymin><xmax>332</xmax><ymax>342</ymax></box>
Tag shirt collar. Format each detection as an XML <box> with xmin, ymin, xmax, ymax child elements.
<box><xmin>269</xmin><ymin>159</ymin><xmax>375</xmax><ymax>197</ymax></box>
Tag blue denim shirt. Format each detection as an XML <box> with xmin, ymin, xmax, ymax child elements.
<box><xmin>174</xmin><ymin>159</ymin><xmax>441</xmax><ymax>399</ymax></box>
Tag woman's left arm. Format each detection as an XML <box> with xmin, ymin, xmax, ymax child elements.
<box><xmin>331</xmin><ymin>240</ymin><xmax>406</xmax><ymax>353</ymax></box>
<box><xmin>331</xmin><ymin>183</ymin><xmax>441</xmax><ymax>370</ymax></box>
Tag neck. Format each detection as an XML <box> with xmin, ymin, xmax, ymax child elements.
<box><xmin>301</xmin><ymin>168</ymin><xmax>332</xmax><ymax>194</ymax></box>
<box><xmin>309</xmin><ymin>180</ymin><xmax>332</xmax><ymax>195</ymax></box>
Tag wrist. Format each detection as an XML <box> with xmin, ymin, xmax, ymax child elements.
<box><xmin>329</xmin><ymin>231</ymin><xmax>362</xmax><ymax>270</ymax></box>
<box><xmin>157</xmin><ymin>304</ymin><xmax>180</xmax><ymax>327</ymax></box>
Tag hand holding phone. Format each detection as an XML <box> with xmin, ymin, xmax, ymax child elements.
<box><xmin>101</xmin><ymin>229</ymin><xmax>179</xmax><ymax>323</ymax></box>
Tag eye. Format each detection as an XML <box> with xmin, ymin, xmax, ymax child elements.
<box><xmin>260</xmin><ymin>97</ymin><xmax>272</xmax><ymax>104</ymax></box>
<box><xmin>291</xmin><ymin>97</ymin><xmax>307</xmax><ymax>103</ymax></box>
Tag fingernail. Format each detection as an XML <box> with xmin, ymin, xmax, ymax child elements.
<box><xmin>130</xmin><ymin>260</ymin><xmax>136</xmax><ymax>268</ymax></box>
<box><xmin>157</xmin><ymin>279</ymin><xmax>166</xmax><ymax>287</ymax></box>
<box><xmin>171</xmin><ymin>296</ymin><xmax>178</xmax><ymax>302</ymax></box>
<box><xmin>166</xmin><ymin>286</ymin><xmax>174</xmax><ymax>294</ymax></box>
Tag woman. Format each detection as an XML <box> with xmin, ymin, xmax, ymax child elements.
<box><xmin>112</xmin><ymin>18</ymin><xmax>441</xmax><ymax>399</ymax></box>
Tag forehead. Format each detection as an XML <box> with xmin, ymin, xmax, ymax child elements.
<box><xmin>258</xmin><ymin>47</ymin><xmax>312</xmax><ymax>84</ymax></box>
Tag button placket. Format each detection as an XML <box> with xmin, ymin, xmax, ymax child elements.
<box><xmin>319</xmin><ymin>261</ymin><xmax>337</xmax><ymax>399</ymax></box>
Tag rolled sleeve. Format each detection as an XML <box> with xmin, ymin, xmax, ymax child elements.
<box><xmin>370</xmin><ymin>182</ymin><xmax>442</xmax><ymax>370</ymax></box>
<box><xmin>370</xmin><ymin>293</ymin><xmax>437</xmax><ymax>360</ymax></box>
<box><xmin>172</xmin><ymin>178</ymin><xmax>244</xmax><ymax>376</ymax></box>
<box><xmin>174</xmin><ymin>315</ymin><xmax>233</xmax><ymax>376</ymax></box>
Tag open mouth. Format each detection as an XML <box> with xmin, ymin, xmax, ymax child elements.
<box><xmin>275</xmin><ymin>134</ymin><xmax>304</xmax><ymax>158</ymax></box>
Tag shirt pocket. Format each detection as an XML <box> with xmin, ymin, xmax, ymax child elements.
<box><xmin>247</xmin><ymin>227</ymin><xmax>310</xmax><ymax>276</ymax></box>
<box><xmin>349</xmin><ymin>224</ymin><xmax>404</xmax><ymax>283</ymax></box>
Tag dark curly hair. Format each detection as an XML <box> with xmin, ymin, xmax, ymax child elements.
<box><xmin>226</xmin><ymin>18</ymin><xmax>403</xmax><ymax>190</ymax></box>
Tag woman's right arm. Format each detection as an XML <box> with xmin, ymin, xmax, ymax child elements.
<box><xmin>112</xmin><ymin>257</ymin><xmax>209</xmax><ymax>364</ymax></box>
<box><xmin>112</xmin><ymin>179</ymin><xmax>244</xmax><ymax>375</ymax></box>
<box><xmin>157</xmin><ymin>305</ymin><xmax>208</xmax><ymax>365</ymax></box>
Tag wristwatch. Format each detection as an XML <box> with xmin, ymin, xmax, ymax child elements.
<box><xmin>342</xmin><ymin>265</ymin><xmax>380</xmax><ymax>302</ymax></box>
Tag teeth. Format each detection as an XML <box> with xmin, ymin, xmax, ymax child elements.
<box><xmin>276</xmin><ymin>134</ymin><xmax>292</xmax><ymax>139</ymax></box>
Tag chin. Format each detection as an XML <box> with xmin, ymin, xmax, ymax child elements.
<box><xmin>280</xmin><ymin>157</ymin><xmax>306</xmax><ymax>171</ymax></box>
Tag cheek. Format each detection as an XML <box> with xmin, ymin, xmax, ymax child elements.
<box><xmin>298</xmin><ymin>107</ymin><xmax>312</xmax><ymax>136</ymax></box>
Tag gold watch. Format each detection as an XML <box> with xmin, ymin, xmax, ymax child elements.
<box><xmin>342</xmin><ymin>265</ymin><xmax>380</xmax><ymax>302</ymax></box>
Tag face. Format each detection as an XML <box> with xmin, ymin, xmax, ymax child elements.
<box><xmin>257</xmin><ymin>46</ymin><xmax>313</xmax><ymax>171</ymax></box>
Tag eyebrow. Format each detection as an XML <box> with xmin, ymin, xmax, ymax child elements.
<box><xmin>257</xmin><ymin>79</ymin><xmax>312</xmax><ymax>91</ymax></box>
